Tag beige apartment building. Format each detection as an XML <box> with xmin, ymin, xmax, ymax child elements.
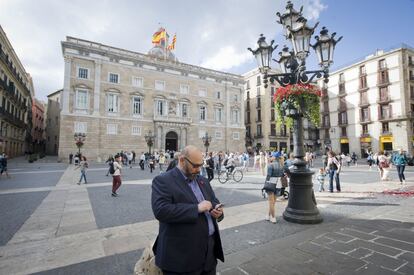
<box><xmin>0</xmin><ymin>25</ymin><xmax>34</xmax><ymax>157</ymax></box>
<box><xmin>243</xmin><ymin>68</ymin><xmax>320</xmax><ymax>153</ymax></box>
<box><xmin>45</xmin><ymin>89</ymin><xmax>61</xmax><ymax>155</ymax></box>
<box><xmin>59</xmin><ymin>37</ymin><xmax>245</xmax><ymax>161</ymax></box>
<box><xmin>319</xmin><ymin>44</ymin><xmax>414</xmax><ymax>156</ymax></box>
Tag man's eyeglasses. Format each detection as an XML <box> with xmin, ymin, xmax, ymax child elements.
<box><xmin>184</xmin><ymin>157</ymin><xmax>204</xmax><ymax>168</ymax></box>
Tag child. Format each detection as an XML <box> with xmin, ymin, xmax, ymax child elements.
<box><xmin>316</xmin><ymin>168</ymin><xmax>326</xmax><ymax>192</ymax></box>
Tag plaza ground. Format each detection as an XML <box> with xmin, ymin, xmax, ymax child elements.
<box><xmin>0</xmin><ymin>157</ymin><xmax>413</xmax><ymax>274</ymax></box>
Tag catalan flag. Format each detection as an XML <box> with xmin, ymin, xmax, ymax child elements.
<box><xmin>168</xmin><ymin>34</ymin><xmax>177</xmax><ymax>50</ymax></box>
<box><xmin>152</xmin><ymin>28</ymin><xmax>166</xmax><ymax>44</ymax></box>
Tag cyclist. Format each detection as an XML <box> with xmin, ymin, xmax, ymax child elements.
<box><xmin>225</xmin><ymin>154</ymin><xmax>236</xmax><ymax>174</ymax></box>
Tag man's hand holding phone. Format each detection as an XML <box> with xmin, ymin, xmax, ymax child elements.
<box><xmin>210</xmin><ymin>203</ymin><xmax>224</xmax><ymax>219</ymax></box>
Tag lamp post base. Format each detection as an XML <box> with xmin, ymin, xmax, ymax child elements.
<box><xmin>283</xmin><ymin>169</ymin><xmax>323</xmax><ymax>224</ymax></box>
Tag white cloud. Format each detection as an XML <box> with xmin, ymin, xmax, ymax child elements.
<box><xmin>201</xmin><ymin>46</ymin><xmax>252</xmax><ymax>71</ymax></box>
<box><xmin>0</xmin><ymin>0</ymin><xmax>328</xmax><ymax>100</ymax></box>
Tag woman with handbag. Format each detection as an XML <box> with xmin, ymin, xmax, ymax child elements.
<box><xmin>378</xmin><ymin>151</ymin><xmax>391</xmax><ymax>181</ymax></box>
<box><xmin>263</xmin><ymin>156</ymin><xmax>283</xmax><ymax>223</ymax></box>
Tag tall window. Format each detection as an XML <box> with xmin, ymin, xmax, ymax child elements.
<box><xmin>131</xmin><ymin>126</ymin><xmax>141</xmax><ymax>135</ymax></box>
<box><xmin>380</xmin><ymin>104</ymin><xmax>390</xmax><ymax>119</ymax></box>
<box><xmin>246</xmin><ymin>80</ymin><xmax>250</xmax><ymax>89</ymax></box>
<box><xmin>215</xmin><ymin>107</ymin><xmax>222</xmax><ymax>122</ymax></box>
<box><xmin>156</xmin><ymin>100</ymin><xmax>165</xmax><ymax>116</ymax></box>
<box><xmin>107</xmin><ymin>94</ymin><xmax>119</xmax><ymax>113</ymax></box>
<box><xmin>257</xmin><ymin>124</ymin><xmax>262</xmax><ymax>136</ymax></box>
<box><xmin>360</xmin><ymin>91</ymin><xmax>368</xmax><ymax>104</ymax></box>
<box><xmin>109</xmin><ymin>73</ymin><xmax>119</xmax><ymax>84</ymax></box>
<box><xmin>256</xmin><ymin>95</ymin><xmax>261</xmax><ymax>108</ymax></box>
<box><xmin>379</xmin><ymin>59</ymin><xmax>386</xmax><ymax>69</ymax></box>
<box><xmin>361</xmin><ymin>107</ymin><xmax>369</xmax><ymax>122</ymax></box>
<box><xmin>382</xmin><ymin>122</ymin><xmax>389</xmax><ymax>133</ymax></box>
<box><xmin>78</xmin><ymin>68</ymin><xmax>88</xmax><ymax>79</ymax></box>
<box><xmin>341</xmin><ymin>127</ymin><xmax>347</xmax><ymax>137</ymax></box>
<box><xmin>181</xmin><ymin>103</ymin><xmax>188</xmax><ymax>117</ymax></box>
<box><xmin>257</xmin><ymin>110</ymin><xmax>261</xmax><ymax>122</ymax></box>
<box><xmin>155</xmin><ymin>80</ymin><xmax>165</xmax><ymax>91</ymax></box>
<box><xmin>379</xmin><ymin>87</ymin><xmax>389</xmax><ymax>101</ymax></box>
<box><xmin>132</xmin><ymin>77</ymin><xmax>143</xmax><ymax>87</ymax></box>
<box><xmin>132</xmin><ymin>96</ymin><xmax>142</xmax><ymax>116</ymax></box>
<box><xmin>216</xmin><ymin>91</ymin><xmax>221</xmax><ymax>99</ymax></box>
<box><xmin>359</xmin><ymin>65</ymin><xmax>366</xmax><ymax>75</ymax></box>
<box><xmin>199</xmin><ymin>106</ymin><xmax>206</xmax><ymax>121</ymax></box>
<box><xmin>231</xmin><ymin>109</ymin><xmax>239</xmax><ymax>124</ymax></box>
<box><xmin>270</xmin><ymin>124</ymin><xmax>276</xmax><ymax>136</ymax></box>
<box><xmin>256</xmin><ymin>75</ymin><xmax>261</xmax><ymax>86</ymax></box>
<box><xmin>233</xmin><ymin>94</ymin><xmax>239</xmax><ymax>102</ymax></box>
<box><xmin>75</xmin><ymin>90</ymin><xmax>88</xmax><ymax>109</ymax></box>
<box><xmin>362</xmin><ymin>124</ymin><xmax>368</xmax><ymax>135</ymax></box>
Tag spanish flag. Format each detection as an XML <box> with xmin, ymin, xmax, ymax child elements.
<box><xmin>168</xmin><ymin>34</ymin><xmax>177</xmax><ymax>50</ymax></box>
<box><xmin>152</xmin><ymin>29</ymin><xmax>166</xmax><ymax>44</ymax></box>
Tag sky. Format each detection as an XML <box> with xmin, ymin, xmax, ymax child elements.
<box><xmin>1</xmin><ymin>0</ymin><xmax>413</xmax><ymax>101</ymax></box>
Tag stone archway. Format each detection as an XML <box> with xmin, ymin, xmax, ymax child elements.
<box><xmin>165</xmin><ymin>131</ymin><xmax>178</xmax><ymax>152</ymax></box>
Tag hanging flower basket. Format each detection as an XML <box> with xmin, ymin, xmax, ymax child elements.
<box><xmin>273</xmin><ymin>83</ymin><xmax>321</xmax><ymax>129</ymax></box>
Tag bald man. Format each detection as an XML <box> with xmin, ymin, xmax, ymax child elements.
<box><xmin>151</xmin><ymin>145</ymin><xmax>224</xmax><ymax>275</ymax></box>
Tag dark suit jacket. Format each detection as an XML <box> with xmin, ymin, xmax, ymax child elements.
<box><xmin>151</xmin><ymin>167</ymin><xmax>224</xmax><ymax>273</ymax></box>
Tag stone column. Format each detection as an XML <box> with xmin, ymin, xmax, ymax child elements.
<box><xmin>93</xmin><ymin>60</ymin><xmax>101</xmax><ymax>116</ymax></box>
<box><xmin>178</xmin><ymin>127</ymin><xmax>182</xmax><ymax>150</ymax></box>
<box><xmin>62</xmin><ymin>55</ymin><xmax>72</xmax><ymax>114</ymax></box>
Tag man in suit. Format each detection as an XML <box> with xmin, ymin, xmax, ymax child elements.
<box><xmin>152</xmin><ymin>145</ymin><xmax>224</xmax><ymax>275</ymax></box>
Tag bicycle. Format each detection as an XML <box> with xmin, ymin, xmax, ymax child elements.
<box><xmin>218</xmin><ymin>167</ymin><xmax>243</xmax><ymax>183</ymax></box>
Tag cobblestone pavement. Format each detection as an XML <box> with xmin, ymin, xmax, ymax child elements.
<box><xmin>0</xmin><ymin>157</ymin><xmax>413</xmax><ymax>274</ymax></box>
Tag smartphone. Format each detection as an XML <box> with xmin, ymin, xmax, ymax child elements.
<box><xmin>215</xmin><ymin>203</ymin><xmax>224</xmax><ymax>209</ymax></box>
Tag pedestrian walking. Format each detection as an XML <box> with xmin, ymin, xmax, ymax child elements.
<box><xmin>206</xmin><ymin>152</ymin><xmax>215</xmax><ymax>182</ymax></box>
<box><xmin>151</xmin><ymin>145</ymin><xmax>224</xmax><ymax>274</ymax></box>
<box><xmin>69</xmin><ymin>152</ymin><xmax>73</xmax><ymax>164</ymax></box>
<box><xmin>378</xmin><ymin>151</ymin><xmax>391</xmax><ymax>181</ymax></box>
<box><xmin>149</xmin><ymin>154</ymin><xmax>155</xmax><ymax>173</ymax></box>
<box><xmin>367</xmin><ymin>153</ymin><xmax>374</xmax><ymax>169</ymax></box>
<box><xmin>263</xmin><ymin>156</ymin><xmax>283</xmax><ymax>223</ymax></box>
<box><xmin>139</xmin><ymin>152</ymin><xmax>145</xmax><ymax>170</ymax></box>
<box><xmin>158</xmin><ymin>153</ymin><xmax>166</xmax><ymax>173</ymax></box>
<box><xmin>326</xmin><ymin>151</ymin><xmax>341</xmax><ymax>192</ymax></box>
<box><xmin>75</xmin><ymin>156</ymin><xmax>88</xmax><ymax>184</ymax></box>
<box><xmin>393</xmin><ymin>149</ymin><xmax>407</xmax><ymax>184</ymax></box>
<box><xmin>105</xmin><ymin>155</ymin><xmax>114</xmax><ymax>176</ymax></box>
<box><xmin>0</xmin><ymin>154</ymin><xmax>11</xmax><ymax>178</ymax></box>
<box><xmin>166</xmin><ymin>152</ymin><xmax>179</xmax><ymax>171</ymax></box>
<box><xmin>111</xmin><ymin>154</ymin><xmax>122</xmax><ymax>197</ymax></box>
<box><xmin>351</xmin><ymin>152</ymin><xmax>358</xmax><ymax>166</ymax></box>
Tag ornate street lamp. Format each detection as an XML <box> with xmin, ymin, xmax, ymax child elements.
<box><xmin>144</xmin><ymin>130</ymin><xmax>156</xmax><ymax>155</ymax></box>
<box><xmin>248</xmin><ymin>1</ymin><xmax>342</xmax><ymax>224</ymax></box>
<box><xmin>201</xmin><ymin>132</ymin><xmax>212</xmax><ymax>154</ymax></box>
<box><xmin>74</xmin><ymin>132</ymin><xmax>86</xmax><ymax>155</ymax></box>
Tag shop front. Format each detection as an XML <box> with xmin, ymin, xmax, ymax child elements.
<box><xmin>380</xmin><ymin>135</ymin><xmax>393</xmax><ymax>152</ymax></box>
<box><xmin>360</xmin><ymin>136</ymin><xmax>371</xmax><ymax>158</ymax></box>
<box><xmin>340</xmin><ymin>138</ymin><xmax>349</xmax><ymax>154</ymax></box>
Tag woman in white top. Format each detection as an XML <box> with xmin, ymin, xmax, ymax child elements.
<box><xmin>76</xmin><ymin>156</ymin><xmax>88</xmax><ymax>185</ymax></box>
<box><xmin>325</xmin><ymin>151</ymin><xmax>342</xmax><ymax>193</ymax></box>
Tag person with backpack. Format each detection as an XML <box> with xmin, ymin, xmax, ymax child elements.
<box><xmin>139</xmin><ymin>152</ymin><xmax>145</xmax><ymax>170</ymax></box>
<box><xmin>111</xmin><ymin>154</ymin><xmax>123</xmax><ymax>197</ymax></box>
<box><xmin>105</xmin><ymin>155</ymin><xmax>114</xmax><ymax>176</ymax></box>
<box><xmin>325</xmin><ymin>151</ymin><xmax>341</xmax><ymax>193</ymax></box>
<box><xmin>206</xmin><ymin>152</ymin><xmax>215</xmax><ymax>182</ymax></box>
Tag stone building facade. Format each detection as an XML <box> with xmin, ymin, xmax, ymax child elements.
<box><xmin>243</xmin><ymin>68</ymin><xmax>320</xmax><ymax>153</ymax></box>
<box><xmin>32</xmin><ymin>98</ymin><xmax>45</xmax><ymax>153</ymax></box>
<box><xmin>59</xmin><ymin>37</ymin><xmax>245</xmax><ymax>162</ymax></box>
<box><xmin>319</xmin><ymin>44</ymin><xmax>414</xmax><ymax>156</ymax></box>
<box><xmin>0</xmin><ymin>25</ymin><xmax>33</xmax><ymax>157</ymax></box>
<box><xmin>45</xmin><ymin>89</ymin><xmax>61</xmax><ymax>155</ymax></box>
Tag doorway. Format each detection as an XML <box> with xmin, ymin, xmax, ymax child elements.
<box><xmin>165</xmin><ymin>131</ymin><xmax>178</xmax><ymax>151</ymax></box>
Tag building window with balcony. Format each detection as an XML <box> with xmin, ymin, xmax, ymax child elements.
<box><xmin>379</xmin><ymin>87</ymin><xmax>389</xmax><ymax>101</ymax></box>
<box><xmin>378</xmin><ymin>70</ymin><xmax>389</xmax><ymax>84</ymax></box>
<box><xmin>231</xmin><ymin>109</ymin><xmax>240</xmax><ymax>124</ymax></box>
<box><xmin>379</xmin><ymin>104</ymin><xmax>391</xmax><ymax>119</ymax></box>
<box><xmin>360</xmin><ymin>91</ymin><xmax>368</xmax><ymax>105</ymax></box>
<box><xmin>75</xmin><ymin>89</ymin><xmax>88</xmax><ymax>110</ymax></box>
<box><xmin>382</xmin><ymin>122</ymin><xmax>389</xmax><ymax>133</ymax></box>
<box><xmin>109</xmin><ymin>73</ymin><xmax>119</xmax><ymax>84</ymax></box>
<box><xmin>361</xmin><ymin>107</ymin><xmax>370</xmax><ymax>122</ymax></box>
<box><xmin>181</xmin><ymin>103</ymin><xmax>188</xmax><ymax>118</ymax></box>
<box><xmin>280</xmin><ymin>125</ymin><xmax>287</xmax><ymax>136</ymax></box>
<box><xmin>214</xmin><ymin>107</ymin><xmax>222</xmax><ymax>122</ymax></box>
<box><xmin>323</xmin><ymin>115</ymin><xmax>330</xmax><ymax>127</ymax></box>
<box><xmin>323</xmin><ymin>101</ymin><xmax>329</xmax><ymax>112</ymax></box>
<box><xmin>339</xmin><ymin>97</ymin><xmax>347</xmax><ymax>110</ymax></box>
<box><xmin>132</xmin><ymin>96</ymin><xmax>143</xmax><ymax>116</ymax></box>
<box><xmin>215</xmin><ymin>91</ymin><xmax>221</xmax><ymax>99</ymax></box>
<box><xmin>341</xmin><ymin>127</ymin><xmax>347</xmax><ymax>137</ymax></box>
<box><xmin>107</xmin><ymin>94</ymin><xmax>119</xmax><ymax>113</ymax></box>
<box><xmin>360</xmin><ymin>65</ymin><xmax>366</xmax><ymax>75</ymax></box>
<box><xmin>156</xmin><ymin>100</ymin><xmax>166</xmax><ymax>116</ymax></box>
<box><xmin>246</xmin><ymin>80</ymin><xmax>250</xmax><ymax>90</ymax></box>
<box><xmin>132</xmin><ymin>77</ymin><xmax>143</xmax><ymax>87</ymax></box>
<box><xmin>246</xmin><ymin>111</ymin><xmax>250</xmax><ymax>124</ymax></box>
<box><xmin>78</xmin><ymin>67</ymin><xmax>89</xmax><ymax>79</ymax></box>
<box><xmin>180</xmin><ymin>84</ymin><xmax>189</xmax><ymax>94</ymax></box>
<box><xmin>246</xmin><ymin>91</ymin><xmax>250</xmax><ymax>99</ymax></box>
<box><xmin>339</xmin><ymin>112</ymin><xmax>347</xmax><ymax>125</ymax></box>
<box><xmin>199</xmin><ymin>105</ymin><xmax>206</xmax><ymax>121</ymax></box>
<box><xmin>339</xmin><ymin>73</ymin><xmax>345</xmax><ymax>83</ymax></box>
<box><xmin>362</xmin><ymin>124</ymin><xmax>369</xmax><ymax>135</ymax></box>
<box><xmin>155</xmin><ymin>80</ymin><xmax>165</xmax><ymax>91</ymax></box>
<box><xmin>256</xmin><ymin>95</ymin><xmax>261</xmax><ymax>108</ymax></box>
<box><xmin>379</xmin><ymin>59</ymin><xmax>386</xmax><ymax>70</ymax></box>
<box><xmin>257</xmin><ymin>87</ymin><xmax>260</xmax><ymax>96</ymax></box>
<box><xmin>270</xmin><ymin>124</ymin><xmax>276</xmax><ymax>136</ymax></box>
<box><xmin>257</xmin><ymin>110</ymin><xmax>261</xmax><ymax>122</ymax></box>
<box><xmin>256</xmin><ymin>75</ymin><xmax>261</xmax><ymax>86</ymax></box>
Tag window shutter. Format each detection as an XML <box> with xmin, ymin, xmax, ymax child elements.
<box><xmin>389</xmin><ymin>104</ymin><xmax>392</xmax><ymax>119</ymax></box>
<box><xmin>378</xmin><ymin>105</ymin><xmax>381</xmax><ymax>120</ymax></box>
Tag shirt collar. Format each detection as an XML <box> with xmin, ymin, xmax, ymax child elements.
<box><xmin>178</xmin><ymin>167</ymin><xmax>194</xmax><ymax>184</ymax></box>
